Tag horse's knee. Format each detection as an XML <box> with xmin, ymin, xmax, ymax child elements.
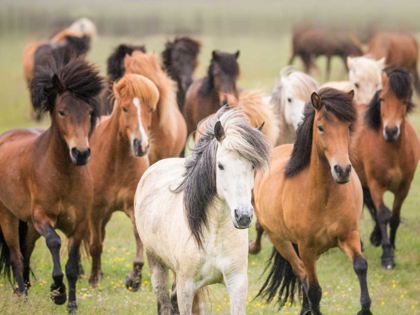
<box><xmin>46</xmin><ymin>234</ymin><xmax>61</xmax><ymax>251</ymax></box>
<box><xmin>377</xmin><ymin>205</ymin><xmax>391</xmax><ymax>225</ymax></box>
<box><xmin>353</xmin><ymin>255</ymin><xmax>368</xmax><ymax>276</ymax></box>
<box><xmin>89</xmin><ymin>243</ymin><xmax>102</xmax><ymax>258</ymax></box>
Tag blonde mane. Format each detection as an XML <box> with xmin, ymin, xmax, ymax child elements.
<box><xmin>125</xmin><ymin>51</ymin><xmax>178</xmax><ymax>128</ymax></box>
<box><xmin>113</xmin><ymin>74</ymin><xmax>160</xmax><ymax>111</ymax></box>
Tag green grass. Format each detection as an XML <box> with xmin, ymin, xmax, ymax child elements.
<box><xmin>1</xmin><ymin>21</ymin><xmax>420</xmax><ymax>315</ymax></box>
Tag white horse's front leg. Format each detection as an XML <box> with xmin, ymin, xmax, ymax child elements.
<box><xmin>176</xmin><ymin>278</ymin><xmax>196</xmax><ymax>315</ymax></box>
<box><xmin>224</xmin><ymin>272</ymin><xmax>248</xmax><ymax>315</ymax></box>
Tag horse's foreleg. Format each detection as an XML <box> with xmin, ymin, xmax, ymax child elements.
<box><xmin>23</xmin><ymin>223</ymin><xmax>40</xmax><ymax>291</ymax></box>
<box><xmin>192</xmin><ymin>288</ymin><xmax>207</xmax><ymax>315</ymax></box>
<box><xmin>66</xmin><ymin>236</ymin><xmax>83</xmax><ymax>313</ymax></box>
<box><xmin>33</xmin><ymin>211</ymin><xmax>66</xmax><ymax>305</ymax></box>
<box><xmin>147</xmin><ymin>251</ymin><xmax>173</xmax><ymax>315</ymax></box>
<box><xmin>88</xmin><ymin>212</ymin><xmax>103</xmax><ymax>288</ymax></box>
<box><xmin>340</xmin><ymin>231</ymin><xmax>372</xmax><ymax>315</ymax></box>
<box><xmin>390</xmin><ymin>184</ymin><xmax>410</xmax><ymax>249</ymax></box>
<box><xmin>125</xmin><ymin>208</ymin><xmax>144</xmax><ymax>292</ymax></box>
<box><xmin>325</xmin><ymin>55</ymin><xmax>332</xmax><ymax>81</ymax></box>
<box><xmin>175</xmin><ymin>277</ymin><xmax>196</xmax><ymax>315</ymax></box>
<box><xmin>225</xmin><ymin>272</ymin><xmax>247</xmax><ymax>315</ymax></box>
<box><xmin>249</xmin><ymin>219</ymin><xmax>264</xmax><ymax>255</ymax></box>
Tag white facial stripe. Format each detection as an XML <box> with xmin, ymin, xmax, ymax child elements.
<box><xmin>133</xmin><ymin>97</ymin><xmax>148</xmax><ymax>141</ymax></box>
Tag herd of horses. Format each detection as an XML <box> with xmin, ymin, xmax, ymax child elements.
<box><xmin>0</xmin><ymin>17</ymin><xmax>419</xmax><ymax>315</ymax></box>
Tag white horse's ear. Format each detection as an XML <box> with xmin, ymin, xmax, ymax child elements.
<box><xmin>311</xmin><ymin>92</ymin><xmax>323</xmax><ymax>111</ymax></box>
<box><xmin>257</xmin><ymin>122</ymin><xmax>265</xmax><ymax>132</ymax></box>
<box><xmin>347</xmin><ymin>56</ymin><xmax>354</xmax><ymax>71</ymax></box>
<box><xmin>348</xmin><ymin>90</ymin><xmax>355</xmax><ymax>100</ymax></box>
<box><xmin>378</xmin><ymin>57</ymin><xmax>386</xmax><ymax>70</ymax></box>
<box><xmin>214</xmin><ymin>121</ymin><xmax>225</xmax><ymax>142</ymax></box>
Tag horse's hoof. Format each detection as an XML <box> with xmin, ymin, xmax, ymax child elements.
<box><xmin>88</xmin><ymin>272</ymin><xmax>102</xmax><ymax>288</ymax></box>
<box><xmin>249</xmin><ymin>241</ymin><xmax>262</xmax><ymax>255</ymax></box>
<box><xmin>369</xmin><ymin>229</ymin><xmax>382</xmax><ymax>247</ymax></box>
<box><xmin>67</xmin><ymin>301</ymin><xmax>78</xmax><ymax>314</ymax></box>
<box><xmin>125</xmin><ymin>276</ymin><xmax>141</xmax><ymax>292</ymax></box>
<box><xmin>357</xmin><ymin>310</ymin><xmax>373</xmax><ymax>315</ymax></box>
<box><xmin>381</xmin><ymin>257</ymin><xmax>396</xmax><ymax>270</ymax></box>
<box><xmin>50</xmin><ymin>282</ymin><xmax>67</xmax><ymax>305</ymax></box>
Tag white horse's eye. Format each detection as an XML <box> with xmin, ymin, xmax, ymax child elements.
<box><xmin>287</xmin><ymin>98</ymin><xmax>292</xmax><ymax>103</ymax></box>
<box><xmin>252</xmin><ymin>165</ymin><xmax>255</xmax><ymax>170</ymax></box>
<box><xmin>218</xmin><ymin>163</ymin><xmax>224</xmax><ymax>171</ymax></box>
<box><xmin>355</xmin><ymin>83</ymin><xmax>359</xmax><ymax>89</ymax></box>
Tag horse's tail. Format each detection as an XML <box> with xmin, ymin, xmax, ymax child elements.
<box><xmin>256</xmin><ymin>245</ymin><xmax>302</xmax><ymax>307</ymax></box>
<box><xmin>412</xmin><ymin>67</ymin><xmax>420</xmax><ymax>96</ymax></box>
<box><xmin>0</xmin><ymin>220</ymin><xmax>28</xmax><ymax>283</ymax></box>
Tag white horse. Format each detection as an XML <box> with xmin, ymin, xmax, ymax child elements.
<box><xmin>322</xmin><ymin>56</ymin><xmax>385</xmax><ymax>104</ymax></box>
<box><xmin>269</xmin><ymin>66</ymin><xmax>319</xmax><ymax>145</ymax></box>
<box><xmin>134</xmin><ymin>108</ymin><xmax>270</xmax><ymax>315</ymax></box>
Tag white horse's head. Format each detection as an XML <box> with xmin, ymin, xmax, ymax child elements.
<box><xmin>276</xmin><ymin>67</ymin><xmax>319</xmax><ymax>131</ymax></box>
<box><xmin>67</xmin><ymin>17</ymin><xmax>97</xmax><ymax>39</ymax></box>
<box><xmin>348</xmin><ymin>56</ymin><xmax>385</xmax><ymax>105</ymax></box>
<box><xmin>213</xmin><ymin>109</ymin><xmax>270</xmax><ymax>229</ymax></box>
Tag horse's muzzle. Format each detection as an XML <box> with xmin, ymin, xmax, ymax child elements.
<box><xmin>332</xmin><ymin>163</ymin><xmax>352</xmax><ymax>184</ymax></box>
<box><xmin>383</xmin><ymin>126</ymin><xmax>400</xmax><ymax>143</ymax></box>
<box><xmin>233</xmin><ymin>205</ymin><xmax>254</xmax><ymax>229</ymax></box>
<box><xmin>133</xmin><ymin>138</ymin><xmax>149</xmax><ymax>157</ymax></box>
<box><xmin>70</xmin><ymin>147</ymin><xmax>91</xmax><ymax>166</ymax></box>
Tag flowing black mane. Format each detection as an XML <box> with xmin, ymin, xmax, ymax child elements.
<box><xmin>174</xmin><ymin>107</ymin><xmax>270</xmax><ymax>248</ymax></box>
<box><xmin>199</xmin><ymin>51</ymin><xmax>240</xmax><ymax>96</ymax></box>
<box><xmin>365</xmin><ymin>68</ymin><xmax>414</xmax><ymax>130</ymax></box>
<box><xmin>107</xmin><ymin>44</ymin><xmax>146</xmax><ymax>82</ymax></box>
<box><xmin>285</xmin><ymin>88</ymin><xmax>357</xmax><ymax>177</ymax></box>
<box><xmin>30</xmin><ymin>57</ymin><xmax>103</xmax><ymax>133</ymax></box>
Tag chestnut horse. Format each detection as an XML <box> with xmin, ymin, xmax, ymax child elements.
<box><xmin>124</xmin><ymin>51</ymin><xmax>187</xmax><ymax>164</ymax></box>
<box><xmin>367</xmin><ymin>31</ymin><xmax>420</xmax><ymax>95</ymax></box>
<box><xmin>352</xmin><ymin>68</ymin><xmax>420</xmax><ymax>269</ymax></box>
<box><xmin>183</xmin><ymin>50</ymin><xmax>240</xmax><ymax>135</ymax></box>
<box><xmin>254</xmin><ymin>88</ymin><xmax>372</xmax><ymax>315</ymax></box>
<box><xmin>100</xmin><ymin>44</ymin><xmax>147</xmax><ymax>115</ymax></box>
<box><xmin>162</xmin><ymin>37</ymin><xmax>201</xmax><ymax>112</ymax></box>
<box><xmin>0</xmin><ymin>58</ymin><xmax>103</xmax><ymax>313</ymax></box>
<box><xmin>289</xmin><ymin>27</ymin><xmax>363</xmax><ymax>79</ymax></box>
<box><xmin>88</xmin><ymin>74</ymin><xmax>159</xmax><ymax>290</ymax></box>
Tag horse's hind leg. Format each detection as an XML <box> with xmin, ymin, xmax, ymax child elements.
<box><xmin>325</xmin><ymin>55</ymin><xmax>332</xmax><ymax>81</ymax></box>
<box><xmin>23</xmin><ymin>223</ymin><xmax>40</xmax><ymax>290</ymax></box>
<box><xmin>147</xmin><ymin>251</ymin><xmax>173</xmax><ymax>315</ymax></box>
<box><xmin>88</xmin><ymin>207</ymin><xmax>104</xmax><ymax>288</ymax></box>
<box><xmin>288</xmin><ymin>53</ymin><xmax>296</xmax><ymax>65</ymax></box>
<box><xmin>125</xmin><ymin>207</ymin><xmax>144</xmax><ymax>292</ymax></box>
<box><xmin>339</xmin><ymin>231</ymin><xmax>372</xmax><ymax>315</ymax></box>
<box><xmin>362</xmin><ymin>186</ymin><xmax>381</xmax><ymax>247</ymax></box>
<box><xmin>249</xmin><ymin>219</ymin><xmax>264</xmax><ymax>255</ymax></box>
<box><xmin>390</xmin><ymin>184</ymin><xmax>410</xmax><ymax>249</ymax></box>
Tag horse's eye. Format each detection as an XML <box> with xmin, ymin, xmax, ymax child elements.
<box><xmin>355</xmin><ymin>83</ymin><xmax>359</xmax><ymax>89</ymax></box>
<box><xmin>58</xmin><ymin>111</ymin><xmax>65</xmax><ymax>117</ymax></box>
<box><xmin>317</xmin><ymin>126</ymin><xmax>324</xmax><ymax>133</ymax></box>
<box><xmin>89</xmin><ymin>111</ymin><xmax>94</xmax><ymax>117</ymax></box>
<box><xmin>287</xmin><ymin>98</ymin><xmax>292</xmax><ymax>103</ymax></box>
<box><xmin>122</xmin><ymin>107</ymin><xmax>128</xmax><ymax>113</ymax></box>
<box><xmin>218</xmin><ymin>163</ymin><xmax>224</xmax><ymax>171</ymax></box>
<box><xmin>252</xmin><ymin>165</ymin><xmax>255</xmax><ymax>170</ymax></box>
<box><xmin>148</xmin><ymin>108</ymin><xmax>153</xmax><ymax>113</ymax></box>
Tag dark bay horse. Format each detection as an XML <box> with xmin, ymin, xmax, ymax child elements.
<box><xmin>289</xmin><ymin>27</ymin><xmax>363</xmax><ymax>79</ymax></box>
<box><xmin>162</xmin><ymin>37</ymin><xmax>201</xmax><ymax>112</ymax></box>
<box><xmin>352</xmin><ymin>68</ymin><xmax>420</xmax><ymax>269</ymax></box>
<box><xmin>183</xmin><ymin>50</ymin><xmax>240</xmax><ymax>135</ymax></box>
<box><xmin>100</xmin><ymin>44</ymin><xmax>147</xmax><ymax>115</ymax></box>
<box><xmin>0</xmin><ymin>58</ymin><xmax>103</xmax><ymax>313</ymax></box>
<box><xmin>254</xmin><ymin>88</ymin><xmax>372</xmax><ymax>315</ymax></box>
<box><xmin>88</xmin><ymin>74</ymin><xmax>159</xmax><ymax>290</ymax></box>
<box><xmin>367</xmin><ymin>31</ymin><xmax>420</xmax><ymax>95</ymax></box>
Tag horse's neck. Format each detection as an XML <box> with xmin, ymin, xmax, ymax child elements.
<box><xmin>204</xmin><ymin>198</ymin><xmax>233</xmax><ymax>235</ymax></box>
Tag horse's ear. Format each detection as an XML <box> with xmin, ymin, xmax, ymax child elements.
<box><xmin>347</xmin><ymin>56</ymin><xmax>354</xmax><ymax>70</ymax></box>
<box><xmin>311</xmin><ymin>92</ymin><xmax>322</xmax><ymax>111</ymax></box>
<box><xmin>52</xmin><ymin>74</ymin><xmax>65</xmax><ymax>94</ymax></box>
<box><xmin>212</xmin><ymin>50</ymin><xmax>219</xmax><ymax>61</ymax></box>
<box><xmin>378</xmin><ymin>57</ymin><xmax>386</xmax><ymax>70</ymax></box>
<box><xmin>235</xmin><ymin>50</ymin><xmax>240</xmax><ymax>59</ymax></box>
<box><xmin>382</xmin><ymin>72</ymin><xmax>389</xmax><ymax>87</ymax></box>
<box><xmin>214</xmin><ymin>120</ymin><xmax>225</xmax><ymax>142</ymax></box>
<box><xmin>348</xmin><ymin>90</ymin><xmax>355</xmax><ymax>100</ymax></box>
<box><xmin>257</xmin><ymin>122</ymin><xmax>265</xmax><ymax>132</ymax></box>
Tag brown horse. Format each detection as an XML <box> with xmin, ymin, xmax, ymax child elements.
<box><xmin>367</xmin><ymin>31</ymin><xmax>420</xmax><ymax>95</ymax></box>
<box><xmin>124</xmin><ymin>51</ymin><xmax>187</xmax><ymax>164</ymax></box>
<box><xmin>0</xmin><ymin>58</ymin><xmax>103</xmax><ymax>313</ymax></box>
<box><xmin>99</xmin><ymin>44</ymin><xmax>147</xmax><ymax>115</ymax></box>
<box><xmin>289</xmin><ymin>27</ymin><xmax>363</xmax><ymax>80</ymax></box>
<box><xmin>254</xmin><ymin>88</ymin><xmax>372</xmax><ymax>315</ymax></box>
<box><xmin>88</xmin><ymin>74</ymin><xmax>159</xmax><ymax>290</ymax></box>
<box><xmin>162</xmin><ymin>37</ymin><xmax>201</xmax><ymax>112</ymax></box>
<box><xmin>352</xmin><ymin>68</ymin><xmax>420</xmax><ymax>269</ymax></box>
<box><xmin>183</xmin><ymin>50</ymin><xmax>240</xmax><ymax>136</ymax></box>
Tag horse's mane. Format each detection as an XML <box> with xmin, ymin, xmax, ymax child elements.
<box><xmin>113</xmin><ymin>74</ymin><xmax>159</xmax><ymax>111</ymax></box>
<box><xmin>107</xmin><ymin>44</ymin><xmax>147</xmax><ymax>82</ymax></box>
<box><xmin>228</xmin><ymin>89</ymin><xmax>279</xmax><ymax>145</ymax></box>
<box><xmin>174</xmin><ymin>107</ymin><xmax>271</xmax><ymax>248</ymax></box>
<box><xmin>199</xmin><ymin>51</ymin><xmax>240</xmax><ymax>96</ymax></box>
<box><xmin>365</xmin><ymin>68</ymin><xmax>414</xmax><ymax>130</ymax></box>
<box><xmin>30</xmin><ymin>57</ymin><xmax>103</xmax><ymax>134</ymax></box>
<box><xmin>126</xmin><ymin>51</ymin><xmax>178</xmax><ymax>128</ymax></box>
<box><xmin>162</xmin><ymin>37</ymin><xmax>201</xmax><ymax>78</ymax></box>
<box><xmin>285</xmin><ymin>88</ymin><xmax>357</xmax><ymax>178</ymax></box>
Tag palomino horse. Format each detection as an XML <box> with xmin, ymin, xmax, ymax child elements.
<box><xmin>88</xmin><ymin>74</ymin><xmax>159</xmax><ymax>289</ymax></box>
<box><xmin>367</xmin><ymin>31</ymin><xmax>420</xmax><ymax>95</ymax></box>
<box><xmin>352</xmin><ymin>69</ymin><xmax>419</xmax><ymax>269</ymax></box>
<box><xmin>124</xmin><ymin>51</ymin><xmax>187</xmax><ymax>164</ymax></box>
<box><xmin>0</xmin><ymin>58</ymin><xmax>103</xmax><ymax>313</ymax></box>
<box><xmin>183</xmin><ymin>50</ymin><xmax>240</xmax><ymax>135</ymax></box>
<box><xmin>135</xmin><ymin>107</ymin><xmax>270</xmax><ymax>315</ymax></box>
<box><xmin>195</xmin><ymin>89</ymin><xmax>279</xmax><ymax>146</ymax></box>
<box><xmin>162</xmin><ymin>37</ymin><xmax>201</xmax><ymax>112</ymax></box>
<box><xmin>323</xmin><ymin>56</ymin><xmax>385</xmax><ymax>105</ymax></box>
<box><xmin>100</xmin><ymin>44</ymin><xmax>147</xmax><ymax>115</ymax></box>
<box><xmin>254</xmin><ymin>88</ymin><xmax>373</xmax><ymax>315</ymax></box>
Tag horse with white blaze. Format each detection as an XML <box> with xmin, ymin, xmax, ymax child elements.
<box><xmin>134</xmin><ymin>107</ymin><xmax>271</xmax><ymax>315</ymax></box>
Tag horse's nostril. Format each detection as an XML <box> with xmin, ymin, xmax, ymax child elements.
<box><xmin>334</xmin><ymin>165</ymin><xmax>340</xmax><ymax>174</ymax></box>
<box><xmin>234</xmin><ymin>209</ymin><xmax>240</xmax><ymax>220</ymax></box>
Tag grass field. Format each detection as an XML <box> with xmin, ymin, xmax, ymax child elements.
<box><xmin>0</xmin><ymin>7</ymin><xmax>420</xmax><ymax>315</ymax></box>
